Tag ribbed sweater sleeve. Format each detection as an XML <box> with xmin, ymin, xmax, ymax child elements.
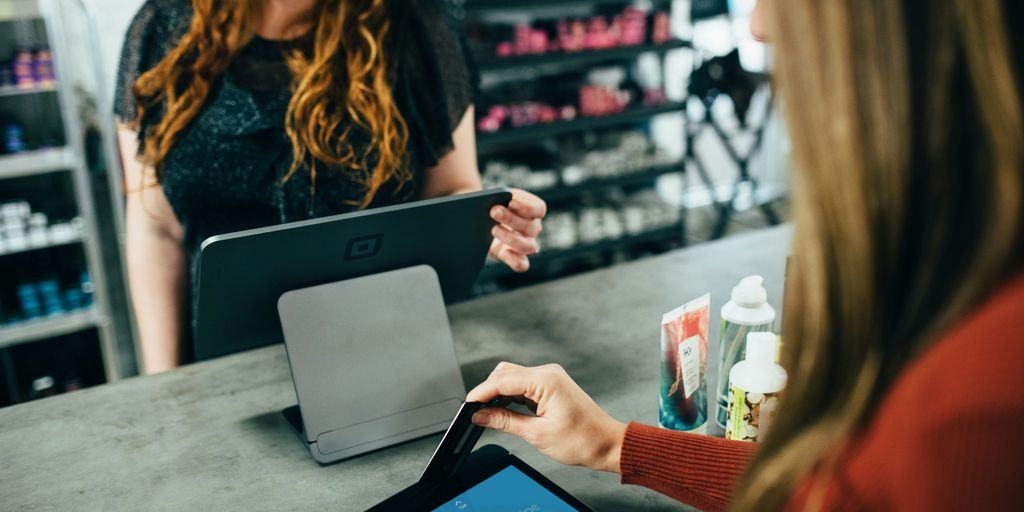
<box><xmin>619</xmin><ymin>422</ymin><xmax>755</xmax><ymax>512</ymax></box>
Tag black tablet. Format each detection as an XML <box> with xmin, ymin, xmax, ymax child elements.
<box><xmin>194</xmin><ymin>188</ymin><xmax>512</xmax><ymax>360</ymax></box>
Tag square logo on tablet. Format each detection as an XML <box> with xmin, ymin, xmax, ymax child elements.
<box><xmin>345</xmin><ymin>234</ymin><xmax>383</xmax><ymax>260</ymax></box>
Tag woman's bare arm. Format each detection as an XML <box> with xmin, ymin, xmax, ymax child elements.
<box><xmin>119</xmin><ymin>125</ymin><xmax>187</xmax><ymax>374</ymax></box>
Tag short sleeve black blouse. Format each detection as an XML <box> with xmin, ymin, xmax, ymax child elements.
<box><xmin>114</xmin><ymin>0</ymin><xmax>475</xmax><ymax>354</ymax></box>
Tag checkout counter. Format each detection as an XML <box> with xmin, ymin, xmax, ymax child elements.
<box><xmin>0</xmin><ymin>226</ymin><xmax>791</xmax><ymax>511</ymax></box>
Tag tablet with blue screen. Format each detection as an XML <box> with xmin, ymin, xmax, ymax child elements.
<box><xmin>430</xmin><ymin>458</ymin><xmax>586</xmax><ymax>512</ymax></box>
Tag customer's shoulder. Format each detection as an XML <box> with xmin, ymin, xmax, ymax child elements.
<box><xmin>895</xmin><ymin>272</ymin><xmax>1024</xmax><ymax>419</ymax></box>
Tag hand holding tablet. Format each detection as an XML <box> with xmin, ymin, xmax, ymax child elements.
<box><xmin>489</xmin><ymin>188</ymin><xmax>547</xmax><ymax>272</ymax></box>
<box><xmin>370</xmin><ymin>400</ymin><xmax>594</xmax><ymax>511</ymax></box>
<box><xmin>467</xmin><ymin>362</ymin><xmax>628</xmax><ymax>475</ymax></box>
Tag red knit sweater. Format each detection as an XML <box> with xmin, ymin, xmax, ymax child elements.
<box><xmin>620</xmin><ymin>274</ymin><xmax>1024</xmax><ymax>511</ymax></box>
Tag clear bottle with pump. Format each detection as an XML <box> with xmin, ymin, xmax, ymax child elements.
<box><xmin>716</xmin><ymin>275</ymin><xmax>775</xmax><ymax>430</ymax></box>
<box><xmin>726</xmin><ymin>332</ymin><xmax>787</xmax><ymax>442</ymax></box>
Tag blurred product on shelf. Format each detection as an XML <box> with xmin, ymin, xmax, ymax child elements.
<box><xmin>481</xmin><ymin>133</ymin><xmax>677</xmax><ymax>191</ymax></box>
<box><xmin>62</xmin><ymin>376</ymin><xmax>83</xmax><ymax>393</ymax></box>
<box><xmin>0</xmin><ymin>110</ymin><xmax>62</xmax><ymax>155</ymax></box>
<box><xmin>6</xmin><ymin>328</ymin><xmax>106</xmax><ymax>405</ymax></box>
<box><xmin>475</xmin><ymin>55</ymin><xmax>667</xmax><ymax>133</ymax></box>
<box><xmin>12</xmin><ymin>46</ymin><xmax>35</xmax><ymax>90</ymax></box>
<box><xmin>31</xmin><ymin>47</ymin><xmax>55</xmax><ymax>87</ymax></box>
<box><xmin>29</xmin><ymin>375</ymin><xmax>56</xmax><ymax>399</ymax></box>
<box><xmin>540</xmin><ymin>190</ymin><xmax>681</xmax><ymax>251</ymax></box>
<box><xmin>651</xmin><ymin>11</ymin><xmax>672</xmax><ymax>44</ymax></box>
<box><xmin>2</xmin><ymin>273</ymin><xmax>92</xmax><ymax>327</ymax></box>
<box><xmin>2</xmin><ymin>120</ymin><xmax>26</xmax><ymax>154</ymax></box>
<box><xmin>471</xmin><ymin>6</ymin><xmax>671</xmax><ymax>58</ymax></box>
<box><xmin>579</xmin><ymin>84</ymin><xmax>630</xmax><ymax>116</ymax></box>
<box><xmin>0</xmin><ymin>197</ymin><xmax>90</xmax><ymax>327</ymax></box>
<box><xmin>3</xmin><ymin>44</ymin><xmax>55</xmax><ymax>91</ymax></box>
<box><xmin>0</xmin><ymin>200</ymin><xmax>83</xmax><ymax>255</ymax></box>
<box><xmin>476</xmin><ymin>84</ymin><xmax>664</xmax><ymax>132</ymax></box>
<box><xmin>0</xmin><ymin>61</ymin><xmax>13</xmax><ymax>88</ymax></box>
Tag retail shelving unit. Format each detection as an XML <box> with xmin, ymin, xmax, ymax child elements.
<box><xmin>452</xmin><ymin>0</ymin><xmax>689</xmax><ymax>291</ymax></box>
<box><xmin>476</xmin><ymin>38</ymin><xmax>690</xmax><ymax>72</ymax></box>
<box><xmin>476</xmin><ymin>101</ymin><xmax>686</xmax><ymax>150</ymax></box>
<box><xmin>464</xmin><ymin>0</ymin><xmax>658</xmax><ymax>9</ymax></box>
<box><xmin>478</xmin><ymin>221</ymin><xmax>682</xmax><ymax>281</ymax></box>
<box><xmin>532</xmin><ymin>161</ymin><xmax>681</xmax><ymax>202</ymax></box>
<box><xmin>0</xmin><ymin>0</ymin><xmax>134</xmax><ymax>407</ymax></box>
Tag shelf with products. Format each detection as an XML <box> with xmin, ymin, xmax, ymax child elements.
<box><xmin>0</xmin><ymin>94</ymin><xmax>67</xmax><ymax>160</ymax></box>
<box><xmin>0</xmin><ymin>16</ymin><xmax>57</xmax><ymax>93</ymax></box>
<box><xmin>0</xmin><ymin>234</ymin><xmax>81</xmax><ymax>257</ymax></box>
<box><xmin>2</xmin><ymin>327</ymin><xmax>107</xmax><ymax>404</ymax></box>
<box><xmin>0</xmin><ymin>83</ymin><xmax>56</xmax><ymax>98</ymax></box>
<box><xmin>480</xmin><ymin>222</ymin><xmax>682</xmax><ymax>281</ymax></box>
<box><xmin>477</xmin><ymin>101</ymin><xmax>685</xmax><ymax>150</ymax></box>
<box><xmin>0</xmin><ymin>0</ymin><xmax>137</xmax><ymax>407</ymax></box>
<box><xmin>467</xmin><ymin>0</ymin><xmax>677</xmax><ymax>77</ymax></box>
<box><xmin>457</xmin><ymin>0</ymin><xmax>691</xmax><ymax>294</ymax></box>
<box><xmin>481</xmin><ymin>131</ymin><xmax>682</xmax><ymax>202</ymax></box>
<box><xmin>464</xmin><ymin>0</ymin><xmax>672</xmax><ymax>11</ymax></box>
<box><xmin>476</xmin><ymin>39</ymin><xmax>690</xmax><ymax>72</ymax></box>
<box><xmin>532</xmin><ymin>161</ymin><xmax>682</xmax><ymax>203</ymax></box>
<box><xmin>0</xmin><ymin>147</ymin><xmax>75</xmax><ymax>179</ymax></box>
<box><xmin>491</xmin><ymin>162</ymin><xmax>684</xmax><ymax>204</ymax></box>
<box><xmin>0</xmin><ymin>307</ymin><xmax>97</xmax><ymax>350</ymax></box>
<box><xmin>481</xmin><ymin>186</ymin><xmax>683</xmax><ymax>280</ymax></box>
<box><xmin>0</xmin><ymin>243</ymin><xmax>97</xmax><ymax>346</ymax></box>
<box><xmin>0</xmin><ymin>181</ymin><xmax>86</xmax><ymax>256</ymax></box>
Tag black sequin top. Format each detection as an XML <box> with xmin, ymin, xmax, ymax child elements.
<box><xmin>115</xmin><ymin>0</ymin><xmax>474</xmax><ymax>355</ymax></box>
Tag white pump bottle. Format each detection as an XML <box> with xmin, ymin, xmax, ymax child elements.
<box><xmin>716</xmin><ymin>275</ymin><xmax>776</xmax><ymax>429</ymax></box>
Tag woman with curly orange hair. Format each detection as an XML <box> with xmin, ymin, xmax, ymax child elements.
<box><xmin>115</xmin><ymin>0</ymin><xmax>546</xmax><ymax>374</ymax></box>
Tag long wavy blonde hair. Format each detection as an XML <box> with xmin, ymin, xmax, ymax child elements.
<box><xmin>131</xmin><ymin>0</ymin><xmax>411</xmax><ymax>208</ymax></box>
<box><xmin>731</xmin><ymin>0</ymin><xmax>1023</xmax><ymax>510</ymax></box>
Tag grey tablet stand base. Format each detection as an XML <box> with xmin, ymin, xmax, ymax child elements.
<box><xmin>277</xmin><ymin>265</ymin><xmax>466</xmax><ymax>464</ymax></box>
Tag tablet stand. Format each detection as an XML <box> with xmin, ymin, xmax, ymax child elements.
<box><xmin>277</xmin><ymin>265</ymin><xmax>467</xmax><ymax>464</ymax></box>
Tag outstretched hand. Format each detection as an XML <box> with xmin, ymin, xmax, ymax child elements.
<box><xmin>467</xmin><ymin>362</ymin><xmax>626</xmax><ymax>474</ymax></box>
<box><xmin>489</xmin><ymin>189</ymin><xmax>546</xmax><ymax>272</ymax></box>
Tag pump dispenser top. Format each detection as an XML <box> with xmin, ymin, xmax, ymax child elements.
<box><xmin>726</xmin><ymin>332</ymin><xmax>787</xmax><ymax>442</ymax></box>
<box><xmin>745</xmin><ymin>332</ymin><xmax>778</xmax><ymax>367</ymax></box>
<box><xmin>729</xmin><ymin>332</ymin><xmax>787</xmax><ymax>395</ymax></box>
<box><xmin>731</xmin><ymin>275</ymin><xmax>768</xmax><ymax>307</ymax></box>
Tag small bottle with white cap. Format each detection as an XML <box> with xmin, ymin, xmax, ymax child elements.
<box><xmin>725</xmin><ymin>332</ymin><xmax>787</xmax><ymax>443</ymax></box>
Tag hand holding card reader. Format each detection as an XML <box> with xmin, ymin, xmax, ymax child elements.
<box><xmin>370</xmin><ymin>401</ymin><xmax>595</xmax><ymax>512</ymax></box>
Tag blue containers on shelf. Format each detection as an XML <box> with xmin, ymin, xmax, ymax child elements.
<box><xmin>3</xmin><ymin>272</ymin><xmax>94</xmax><ymax>328</ymax></box>
<box><xmin>38</xmin><ymin>279</ymin><xmax>63</xmax><ymax>317</ymax></box>
<box><xmin>17</xmin><ymin>283</ymin><xmax>42</xmax><ymax>319</ymax></box>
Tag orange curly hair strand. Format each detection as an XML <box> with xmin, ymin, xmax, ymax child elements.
<box><xmin>131</xmin><ymin>0</ymin><xmax>411</xmax><ymax>209</ymax></box>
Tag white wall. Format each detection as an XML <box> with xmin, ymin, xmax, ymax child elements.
<box><xmin>80</xmin><ymin>0</ymin><xmax>145</xmax><ymax>105</ymax></box>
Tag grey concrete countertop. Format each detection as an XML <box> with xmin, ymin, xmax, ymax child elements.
<box><xmin>0</xmin><ymin>226</ymin><xmax>791</xmax><ymax>511</ymax></box>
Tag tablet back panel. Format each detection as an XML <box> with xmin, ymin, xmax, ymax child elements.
<box><xmin>195</xmin><ymin>189</ymin><xmax>511</xmax><ymax>360</ymax></box>
<box><xmin>278</xmin><ymin>265</ymin><xmax>465</xmax><ymax>463</ymax></box>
